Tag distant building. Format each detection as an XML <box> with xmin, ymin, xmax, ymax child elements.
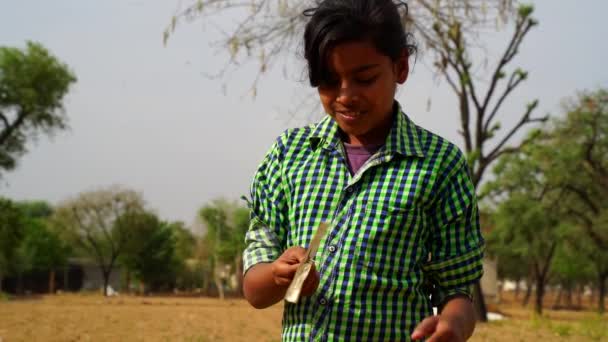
<box><xmin>0</xmin><ymin>258</ymin><xmax>122</xmax><ymax>294</ymax></box>
<box><xmin>480</xmin><ymin>213</ymin><xmax>499</xmax><ymax>303</ymax></box>
<box><xmin>67</xmin><ymin>258</ymin><xmax>122</xmax><ymax>292</ymax></box>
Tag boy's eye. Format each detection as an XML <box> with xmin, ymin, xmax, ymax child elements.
<box><xmin>319</xmin><ymin>74</ymin><xmax>379</xmax><ymax>88</ymax></box>
<box><xmin>355</xmin><ymin>74</ymin><xmax>379</xmax><ymax>85</ymax></box>
<box><xmin>319</xmin><ymin>76</ymin><xmax>339</xmax><ymax>88</ymax></box>
<box><xmin>326</xmin><ymin>78</ymin><xmax>340</xmax><ymax>86</ymax></box>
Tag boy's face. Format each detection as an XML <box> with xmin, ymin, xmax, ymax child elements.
<box><xmin>317</xmin><ymin>40</ymin><xmax>408</xmax><ymax>146</ymax></box>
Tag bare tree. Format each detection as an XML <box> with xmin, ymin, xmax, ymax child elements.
<box><xmin>164</xmin><ymin>1</ymin><xmax>515</xmax><ymax>96</ymax></box>
<box><xmin>430</xmin><ymin>4</ymin><xmax>547</xmax><ymax>187</ymax></box>
<box><xmin>52</xmin><ymin>186</ymin><xmax>145</xmax><ymax>296</ymax></box>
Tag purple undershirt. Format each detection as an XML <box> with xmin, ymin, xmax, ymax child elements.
<box><xmin>343</xmin><ymin>142</ymin><xmax>384</xmax><ymax>175</ymax></box>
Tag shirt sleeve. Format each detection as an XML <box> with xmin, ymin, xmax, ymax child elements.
<box><xmin>423</xmin><ymin>148</ymin><xmax>485</xmax><ymax>307</ymax></box>
<box><xmin>242</xmin><ymin>135</ymin><xmax>289</xmax><ymax>275</ymax></box>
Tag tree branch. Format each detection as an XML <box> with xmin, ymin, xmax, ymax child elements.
<box><xmin>567</xmin><ymin>209</ymin><xmax>607</xmax><ymax>250</ymax></box>
<box><xmin>72</xmin><ymin>207</ymin><xmax>108</xmax><ymax>272</ymax></box>
<box><xmin>486</xmin><ymin>102</ymin><xmax>544</xmax><ymax>163</ymax></box>
<box><xmin>434</xmin><ymin>25</ymin><xmax>474</xmax><ymax>153</ymax></box>
<box><xmin>483</xmin><ymin>71</ymin><xmax>526</xmax><ymax>133</ymax></box>
<box><xmin>540</xmin><ymin>241</ymin><xmax>556</xmax><ymax>281</ymax></box>
<box><xmin>562</xmin><ymin>184</ymin><xmax>600</xmax><ymax>215</ymax></box>
<box><xmin>0</xmin><ymin>110</ymin><xmax>26</xmax><ymax>146</ymax></box>
<box><xmin>0</xmin><ymin>111</ymin><xmax>9</xmax><ymax>130</ymax></box>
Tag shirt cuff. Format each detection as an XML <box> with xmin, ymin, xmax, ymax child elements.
<box><xmin>432</xmin><ymin>285</ymin><xmax>473</xmax><ymax>309</ymax></box>
<box><xmin>423</xmin><ymin>245</ymin><xmax>484</xmax><ymax>289</ymax></box>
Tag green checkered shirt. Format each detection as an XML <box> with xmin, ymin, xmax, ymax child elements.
<box><xmin>244</xmin><ymin>105</ymin><xmax>484</xmax><ymax>341</ymax></box>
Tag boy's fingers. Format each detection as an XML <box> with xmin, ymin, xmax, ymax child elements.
<box><xmin>291</xmin><ymin>247</ymin><xmax>308</xmax><ymax>263</ymax></box>
<box><xmin>272</xmin><ymin>261</ymin><xmax>300</xmax><ymax>286</ymax></box>
<box><xmin>411</xmin><ymin>316</ymin><xmax>439</xmax><ymax>340</ymax></box>
<box><xmin>280</xmin><ymin>246</ymin><xmax>308</xmax><ymax>264</ymax></box>
<box><xmin>426</xmin><ymin>321</ymin><xmax>460</xmax><ymax>342</ymax></box>
<box><xmin>274</xmin><ymin>276</ymin><xmax>292</xmax><ymax>286</ymax></box>
<box><xmin>301</xmin><ymin>268</ymin><xmax>320</xmax><ymax>296</ymax></box>
<box><xmin>275</xmin><ymin>262</ymin><xmax>300</xmax><ymax>277</ymax></box>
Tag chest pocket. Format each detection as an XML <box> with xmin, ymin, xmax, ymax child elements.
<box><xmin>355</xmin><ymin>202</ymin><xmax>427</xmax><ymax>281</ymax></box>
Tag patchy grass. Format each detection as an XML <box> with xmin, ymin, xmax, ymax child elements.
<box><xmin>471</xmin><ymin>306</ymin><xmax>607</xmax><ymax>342</ymax></box>
<box><xmin>0</xmin><ymin>294</ymin><xmax>605</xmax><ymax>341</ymax></box>
<box><xmin>0</xmin><ymin>294</ymin><xmax>283</xmax><ymax>342</ymax></box>
<box><xmin>0</xmin><ymin>291</ymin><xmax>11</xmax><ymax>302</ymax></box>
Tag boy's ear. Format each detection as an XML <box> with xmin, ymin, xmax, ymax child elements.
<box><xmin>395</xmin><ymin>50</ymin><xmax>409</xmax><ymax>84</ymax></box>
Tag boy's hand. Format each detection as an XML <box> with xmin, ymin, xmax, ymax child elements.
<box><xmin>411</xmin><ymin>315</ymin><xmax>465</xmax><ymax>342</ymax></box>
<box><xmin>271</xmin><ymin>246</ymin><xmax>320</xmax><ymax>296</ymax></box>
<box><xmin>411</xmin><ymin>296</ymin><xmax>475</xmax><ymax>342</ymax></box>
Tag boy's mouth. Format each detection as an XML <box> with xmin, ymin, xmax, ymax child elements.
<box><xmin>336</xmin><ymin>110</ymin><xmax>366</xmax><ymax>118</ymax></box>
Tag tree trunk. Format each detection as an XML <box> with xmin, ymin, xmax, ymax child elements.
<box><xmin>565</xmin><ymin>284</ymin><xmax>573</xmax><ymax>309</ymax></box>
<box><xmin>49</xmin><ymin>269</ymin><xmax>56</xmax><ymax>294</ymax></box>
<box><xmin>577</xmin><ymin>284</ymin><xmax>583</xmax><ymax>308</ymax></box>
<box><xmin>523</xmin><ymin>277</ymin><xmax>532</xmax><ymax>307</ymax></box>
<box><xmin>599</xmin><ymin>273</ymin><xmax>606</xmax><ymax>315</ymax></box>
<box><xmin>202</xmin><ymin>270</ymin><xmax>210</xmax><ymax>295</ymax></box>
<box><xmin>514</xmin><ymin>279</ymin><xmax>521</xmax><ymax>300</ymax></box>
<box><xmin>234</xmin><ymin>252</ymin><xmax>243</xmax><ymax>297</ymax></box>
<box><xmin>473</xmin><ymin>281</ymin><xmax>488</xmax><ymax>322</ymax></box>
<box><xmin>125</xmin><ymin>269</ymin><xmax>131</xmax><ymax>294</ymax></box>
<box><xmin>535</xmin><ymin>276</ymin><xmax>545</xmax><ymax>315</ymax></box>
<box><xmin>0</xmin><ymin>273</ymin><xmax>3</xmax><ymax>293</ymax></box>
<box><xmin>203</xmin><ymin>259</ymin><xmax>213</xmax><ymax>295</ymax></box>
<box><xmin>552</xmin><ymin>286</ymin><xmax>562</xmax><ymax>310</ymax></box>
<box><xmin>214</xmin><ymin>274</ymin><xmax>224</xmax><ymax>300</ymax></box>
<box><xmin>17</xmin><ymin>272</ymin><xmax>23</xmax><ymax>295</ymax></box>
<box><xmin>102</xmin><ymin>270</ymin><xmax>110</xmax><ymax>297</ymax></box>
<box><xmin>496</xmin><ymin>281</ymin><xmax>502</xmax><ymax>304</ymax></box>
<box><xmin>212</xmin><ymin>256</ymin><xmax>224</xmax><ymax>300</ymax></box>
<box><xmin>63</xmin><ymin>266</ymin><xmax>69</xmax><ymax>291</ymax></box>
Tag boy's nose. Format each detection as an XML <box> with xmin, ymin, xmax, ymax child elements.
<box><xmin>336</xmin><ymin>85</ymin><xmax>360</xmax><ymax>106</ymax></box>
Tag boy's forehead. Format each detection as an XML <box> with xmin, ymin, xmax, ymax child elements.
<box><xmin>326</xmin><ymin>41</ymin><xmax>388</xmax><ymax>73</ymax></box>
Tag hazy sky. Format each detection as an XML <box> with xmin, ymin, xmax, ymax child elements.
<box><xmin>1</xmin><ymin>0</ymin><xmax>607</xmax><ymax>228</ymax></box>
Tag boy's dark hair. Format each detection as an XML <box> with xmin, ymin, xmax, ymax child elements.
<box><xmin>303</xmin><ymin>0</ymin><xmax>417</xmax><ymax>87</ymax></box>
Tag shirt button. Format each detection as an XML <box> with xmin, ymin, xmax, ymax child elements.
<box><xmin>319</xmin><ymin>297</ymin><xmax>328</xmax><ymax>305</ymax></box>
<box><xmin>328</xmin><ymin>245</ymin><xmax>337</xmax><ymax>253</ymax></box>
<box><xmin>347</xmin><ymin>187</ymin><xmax>353</xmax><ymax>193</ymax></box>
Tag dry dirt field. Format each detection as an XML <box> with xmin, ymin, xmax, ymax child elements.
<box><xmin>0</xmin><ymin>293</ymin><xmax>606</xmax><ymax>341</ymax></box>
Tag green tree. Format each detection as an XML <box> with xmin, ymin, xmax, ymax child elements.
<box><xmin>548</xmin><ymin>90</ymin><xmax>608</xmax><ymax>248</ymax></box>
<box><xmin>51</xmin><ymin>186</ymin><xmax>145</xmax><ymax>296</ymax></box>
<box><xmin>169</xmin><ymin>221</ymin><xmax>199</xmax><ymax>290</ymax></box>
<box><xmin>118</xmin><ymin>212</ymin><xmax>179</xmax><ymax>293</ymax></box>
<box><xmin>118</xmin><ymin>211</ymin><xmax>158</xmax><ymax>292</ymax></box>
<box><xmin>14</xmin><ymin>200</ymin><xmax>70</xmax><ymax>293</ymax></box>
<box><xmin>0</xmin><ymin>41</ymin><xmax>76</xmax><ymax>177</ymax></box>
<box><xmin>550</xmin><ymin>230</ymin><xmax>595</xmax><ymax>310</ymax></box>
<box><xmin>485</xmin><ymin>88</ymin><xmax>608</xmax><ymax>314</ymax></box>
<box><xmin>483</xmin><ymin>137</ymin><xmax>562</xmax><ymax>315</ymax></box>
<box><xmin>137</xmin><ymin>221</ymin><xmax>178</xmax><ymax>292</ymax></box>
<box><xmin>484</xmin><ymin>222</ymin><xmax>528</xmax><ymax>300</ymax></box>
<box><xmin>489</xmin><ymin>194</ymin><xmax>559</xmax><ymax>315</ymax></box>
<box><xmin>16</xmin><ymin>200</ymin><xmax>53</xmax><ymax>218</ymax></box>
<box><xmin>198</xmin><ymin>199</ymin><xmax>249</xmax><ymax>299</ymax></box>
<box><xmin>0</xmin><ymin>198</ymin><xmax>27</xmax><ymax>293</ymax></box>
<box><xmin>541</xmin><ymin>89</ymin><xmax>608</xmax><ymax>313</ymax></box>
<box><xmin>19</xmin><ymin>217</ymin><xmax>71</xmax><ymax>294</ymax></box>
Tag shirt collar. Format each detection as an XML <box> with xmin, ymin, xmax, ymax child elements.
<box><xmin>309</xmin><ymin>102</ymin><xmax>425</xmax><ymax>158</ymax></box>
